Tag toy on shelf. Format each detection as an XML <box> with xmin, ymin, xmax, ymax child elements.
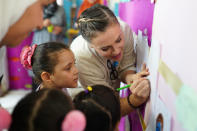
<box><xmin>47</xmin><ymin>25</ymin><xmax>54</xmax><ymax>33</ymax></box>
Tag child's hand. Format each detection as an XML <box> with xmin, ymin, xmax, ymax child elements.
<box><xmin>52</xmin><ymin>26</ymin><xmax>62</xmax><ymax>35</ymax></box>
<box><xmin>43</xmin><ymin>19</ymin><xmax>51</xmax><ymax>27</ymax></box>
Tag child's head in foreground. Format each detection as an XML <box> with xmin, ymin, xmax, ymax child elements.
<box><xmin>9</xmin><ymin>88</ymin><xmax>86</xmax><ymax>131</ymax></box>
<box><xmin>20</xmin><ymin>42</ymin><xmax>78</xmax><ymax>90</ymax></box>
<box><xmin>73</xmin><ymin>85</ymin><xmax>121</xmax><ymax>131</ymax></box>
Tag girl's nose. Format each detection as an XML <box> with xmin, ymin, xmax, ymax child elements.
<box><xmin>74</xmin><ymin>66</ymin><xmax>79</xmax><ymax>75</ymax></box>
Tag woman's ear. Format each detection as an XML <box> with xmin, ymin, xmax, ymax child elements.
<box><xmin>41</xmin><ymin>72</ymin><xmax>52</xmax><ymax>83</ymax></box>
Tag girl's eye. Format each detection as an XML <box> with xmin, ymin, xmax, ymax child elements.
<box><xmin>101</xmin><ymin>47</ymin><xmax>109</xmax><ymax>52</ymax></box>
<box><xmin>65</xmin><ymin>67</ymin><xmax>71</xmax><ymax>71</ymax></box>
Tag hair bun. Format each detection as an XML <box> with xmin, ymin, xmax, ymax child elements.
<box><xmin>20</xmin><ymin>44</ymin><xmax>37</xmax><ymax>70</ymax></box>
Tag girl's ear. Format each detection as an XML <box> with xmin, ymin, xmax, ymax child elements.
<box><xmin>90</xmin><ymin>44</ymin><xmax>94</xmax><ymax>48</ymax></box>
<box><xmin>41</xmin><ymin>72</ymin><xmax>52</xmax><ymax>83</ymax></box>
<box><xmin>0</xmin><ymin>107</ymin><xmax>12</xmax><ymax>130</ymax></box>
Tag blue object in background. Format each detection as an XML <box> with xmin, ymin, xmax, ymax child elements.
<box><xmin>114</xmin><ymin>3</ymin><xmax>119</xmax><ymax>16</ymax></box>
<box><xmin>156</xmin><ymin>122</ymin><xmax>161</xmax><ymax>131</ymax></box>
<box><xmin>63</xmin><ymin>0</ymin><xmax>72</xmax><ymax>29</ymax></box>
<box><xmin>63</xmin><ymin>0</ymin><xmax>82</xmax><ymax>29</ymax></box>
<box><xmin>63</xmin><ymin>0</ymin><xmax>82</xmax><ymax>43</ymax></box>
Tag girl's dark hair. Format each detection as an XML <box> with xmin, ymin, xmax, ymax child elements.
<box><xmin>43</xmin><ymin>1</ymin><xmax>58</xmax><ymax>19</ymax></box>
<box><xmin>9</xmin><ymin>88</ymin><xmax>73</xmax><ymax>131</ymax></box>
<box><xmin>77</xmin><ymin>4</ymin><xmax>119</xmax><ymax>42</ymax></box>
<box><xmin>73</xmin><ymin>85</ymin><xmax>121</xmax><ymax>131</ymax></box>
<box><xmin>32</xmin><ymin>42</ymin><xmax>69</xmax><ymax>84</ymax></box>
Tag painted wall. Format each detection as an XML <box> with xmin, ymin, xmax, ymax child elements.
<box><xmin>145</xmin><ymin>0</ymin><xmax>197</xmax><ymax>131</ymax></box>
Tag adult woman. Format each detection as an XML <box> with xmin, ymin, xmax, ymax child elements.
<box><xmin>71</xmin><ymin>4</ymin><xmax>150</xmax><ymax>115</ymax></box>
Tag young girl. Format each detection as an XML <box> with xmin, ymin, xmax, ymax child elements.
<box><xmin>73</xmin><ymin>85</ymin><xmax>121</xmax><ymax>131</ymax></box>
<box><xmin>20</xmin><ymin>42</ymin><xmax>78</xmax><ymax>91</ymax></box>
<box><xmin>8</xmin><ymin>88</ymin><xmax>86</xmax><ymax>131</ymax></box>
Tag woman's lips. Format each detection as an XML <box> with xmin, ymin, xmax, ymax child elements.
<box><xmin>112</xmin><ymin>52</ymin><xmax>121</xmax><ymax>60</ymax></box>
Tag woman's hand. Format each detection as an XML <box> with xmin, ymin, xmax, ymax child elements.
<box><xmin>126</xmin><ymin>63</ymin><xmax>149</xmax><ymax>85</ymax></box>
<box><xmin>136</xmin><ymin>63</ymin><xmax>149</xmax><ymax>79</ymax></box>
<box><xmin>129</xmin><ymin>78</ymin><xmax>150</xmax><ymax>107</ymax></box>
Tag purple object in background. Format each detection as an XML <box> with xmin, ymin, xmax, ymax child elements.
<box><xmin>127</xmin><ymin>89</ymin><xmax>145</xmax><ymax>131</ymax></box>
<box><xmin>118</xmin><ymin>88</ymin><xmax>128</xmax><ymax>131</ymax></box>
<box><xmin>7</xmin><ymin>32</ymin><xmax>34</xmax><ymax>90</ymax></box>
<box><xmin>119</xmin><ymin>0</ymin><xmax>154</xmax><ymax>46</ymax></box>
<box><xmin>103</xmin><ymin>0</ymin><xmax>107</xmax><ymax>6</ymax></box>
<box><xmin>118</xmin><ymin>0</ymin><xmax>153</xmax><ymax>130</ymax></box>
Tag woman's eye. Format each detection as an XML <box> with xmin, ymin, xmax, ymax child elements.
<box><xmin>116</xmin><ymin>38</ymin><xmax>121</xmax><ymax>43</ymax></box>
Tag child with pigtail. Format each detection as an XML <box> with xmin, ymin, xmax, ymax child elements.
<box><xmin>0</xmin><ymin>88</ymin><xmax>86</xmax><ymax>131</ymax></box>
<box><xmin>73</xmin><ymin>85</ymin><xmax>121</xmax><ymax>131</ymax></box>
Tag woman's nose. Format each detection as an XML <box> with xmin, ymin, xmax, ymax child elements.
<box><xmin>112</xmin><ymin>45</ymin><xmax>120</xmax><ymax>55</ymax></box>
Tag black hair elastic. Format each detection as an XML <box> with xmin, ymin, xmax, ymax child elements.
<box><xmin>127</xmin><ymin>94</ymin><xmax>138</xmax><ymax>109</ymax></box>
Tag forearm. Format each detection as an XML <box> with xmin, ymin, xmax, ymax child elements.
<box><xmin>120</xmin><ymin>97</ymin><xmax>134</xmax><ymax>116</ymax></box>
<box><xmin>120</xmin><ymin>94</ymin><xmax>144</xmax><ymax>116</ymax></box>
<box><xmin>120</xmin><ymin>77</ymin><xmax>151</xmax><ymax>116</ymax></box>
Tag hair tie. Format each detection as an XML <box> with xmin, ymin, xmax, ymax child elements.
<box><xmin>20</xmin><ymin>44</ymin><xmax>37</xmax><ymax>70</ymax></box>
<box><xmin>85</xmin><ymin>86</ymin><xmax>92</xmax><ymax>93</ymax></box>
<box><xmin>61</xmin><ymin>110</ymin><xmax>86</xmax><ymax>131</ymax></box>
<box><xmin>78</xmin><ymin>18</ymin><xmax>103</xmax><ymax>23</ymax></box>
<box><xmin>78</xmin><ymin>18</ymin><xmax>89</xmax><ymax>23</ymax></box>
<box><xmin>0</xmin><ymin>107</ymin><xmax>12</xmax><ymax>130</ymax></box>
<box><xmin>79</xmin><ymin>18</ymin><xmax>98</xmax><ymax>23</ymax></box>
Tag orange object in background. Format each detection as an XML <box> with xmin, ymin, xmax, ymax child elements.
<box><xmin>77</xmin><ymin>0</ymin><xmax>103</xmax><ymax>18</ymax></box>
<box><xmin>10</xmin><ymin>76</ymin><xmax>20</xmax><ymax>81</ymax></box>
<box><xmin>9</xmin><ymin>57</ymin><xmax>20</xmax><ymax>62</ymax></box>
